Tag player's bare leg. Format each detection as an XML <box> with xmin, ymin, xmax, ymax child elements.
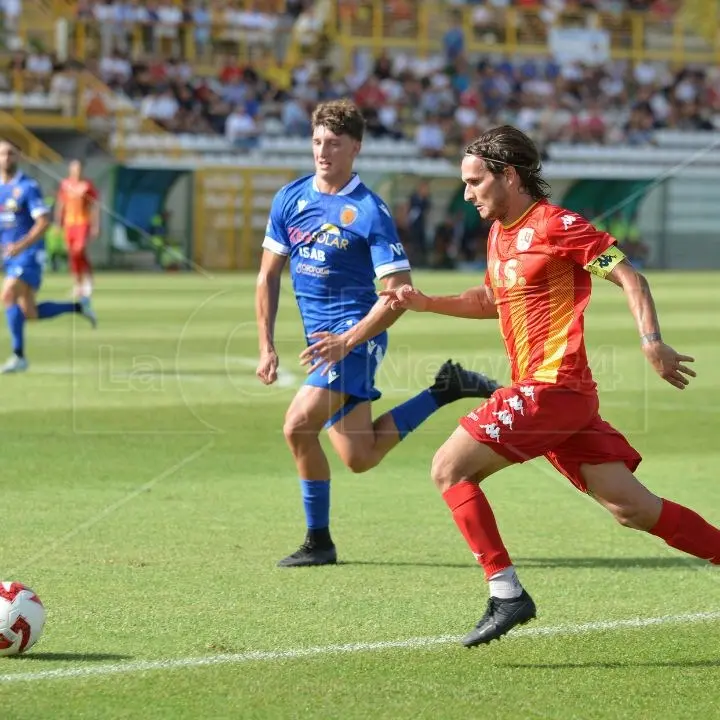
<box><xmin>1</xmin><ymin>275</ymin><xmax>96</xmax><ymax>374</ymax></box>
<box><xmin>327</xmin><ymin>400</ymin><xmax>399</xmax><ymax>473</ymax></box>
<box><xmin>278</xmin><ymin>385</ymin><xmax>350</xmax><ymax>567</ymax></box>
<box><xmin>328</xmin><ymin>360</ymin><xmax>501</xmax><ymax>473</ymax></box>
<box><xmin>432</xmin><ymin>426</ymin><xmax>537</xmax><ymax>647</ymax></box>
<box><xmin>583</xmin><ymin>462</ymin><xmax>720</xmax><ymax>563</ymax></box>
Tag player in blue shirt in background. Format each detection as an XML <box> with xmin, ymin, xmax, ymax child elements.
<box><xmin>0</xmin><ymin>140</ymin><xmax>96</xmax><ymax>373</ymax></box>
<box><xmin>256</xmin><ymin>100</ymin><xmax>499</xmax><ymax>567</ymax></box>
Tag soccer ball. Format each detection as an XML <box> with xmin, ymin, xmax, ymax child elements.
<box><xmin>0</xmin><ymin>582</ymin><xmax>46</xmax><ymax>656</ymax></box>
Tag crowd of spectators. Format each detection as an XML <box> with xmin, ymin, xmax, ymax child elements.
<box><xmin>84</xmin><ymin>48</ymin><xmax>716</xmax><ymax>153</ymax></box>
<box><xmin>0</xmin><ymin>0</ymin><xmax>717</xmax><ymax>155</ymax></box>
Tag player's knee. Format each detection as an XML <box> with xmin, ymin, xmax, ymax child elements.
<box><xmin>344</xmin><ymin>450</ymin><xmax>378</xmax><ymax>474</ymax></box>
<box><xmin>283</xmin><ymin>411</ymin><xmax>319</xmax><ymax>450</ymax></box>
<box><xmin>608</xmin><ymin>502</ymin><xmax>654</xmax><ymax>531</ymax></box>
<box><xmin>0</xmin><ymin>285</ymin><xmax>16</xmax><ymax>307</ymax></box>
<box><xmin>431</xmin><ymin>447</ymin><xmax>461</xmax><ymax>493</ymax></box>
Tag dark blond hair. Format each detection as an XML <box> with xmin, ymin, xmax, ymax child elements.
<box><xmin>465</xmin><ymin>125</ymin><xmax>551</xmax><ymax>201</ymax></box>
<box><xmin>311</xmin><ymin>100</ymin><xmax>365</xmax><ymax>142</ymax></box>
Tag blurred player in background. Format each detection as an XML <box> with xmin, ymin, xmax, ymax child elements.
<box><xmin>256</xmin><ymin>100</ymin><xmax>500</xmax><ymax>568</ymax></box>
<box><xmin>381</xmin><ymin>125</ymin><xmax>720</xmax><ymax>647</ymax></box>
<box><xmin>55</xmin><ymin>159</ymin><xmax>99</xmax><ymax>299</ymax></box>
<box><xmin>0</xmin><ymin>141</ymin><xmax>96</xmax><ymax>373</ymax></box>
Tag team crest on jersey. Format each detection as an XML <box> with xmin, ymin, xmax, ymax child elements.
<box><xmin>516</xmin><ymin>228</ymin><xmax>534</xmax><ymax>252</ymax></box>
<box><xmin>340</xmin><ymin>204</ymin><xmax>358</xmax><ymax>227</ymax></box>
<box><xmin>12</xmin><ymin>187</ymin><xmax>22</xmax><ymax>199</ymax></box>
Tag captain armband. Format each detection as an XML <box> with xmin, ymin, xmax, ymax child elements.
<box><xmin>584</xmin><ymin>245</ymin><xmax>626</xmax><ymax>279</ymax></box>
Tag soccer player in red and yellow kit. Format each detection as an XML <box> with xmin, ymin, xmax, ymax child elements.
<box><xmin>380</xmin><ymin>126</ymin><xmax>720</xmax><ymax>647</ymax></box>
<box><xmin>55</xmin><ymin>159</ymin><xmax>99</xmax><ymax>299</ymax></box>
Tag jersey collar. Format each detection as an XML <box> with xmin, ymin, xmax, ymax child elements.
<box><xmin>312</xmin><ymin>173</ymin><xmax>361</xmax><ymax>196</ymax></box>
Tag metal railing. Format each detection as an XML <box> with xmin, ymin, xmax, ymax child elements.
<box><xmin>328</xmin><ymin>1</ymin><xmax>720</xmax><ymax>67</ymax></box>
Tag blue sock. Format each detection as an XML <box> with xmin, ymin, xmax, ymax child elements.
<box><xmin>37</xmin><ymin>301</ymin><xmax>80</xmax><ymax>320</ymax></box>
<box><xmin>300</xmin><ymin>479</ymin><xmax>331</xmax><ymax>530</ymax></box>
<box><xmin>390</xmin><ymin>389</ymin><xmax>440</xmax><ymax>440</ymax></box>
<box><xmin>5</xmin><ymin>304</ymin><xmax>25</xmax><ymax>357</ymax></box>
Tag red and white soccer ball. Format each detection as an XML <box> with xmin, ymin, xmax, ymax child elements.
<box><xmin>0</xmin><ymin>582</ymin><xmax>46</xmax><ymax>657</ymax></box>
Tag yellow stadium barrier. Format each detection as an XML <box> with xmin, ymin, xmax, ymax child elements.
<box><xmin>0</xmin><ymin>110</ymin><xmax>62</xmax><ymax>163</ymax></box>
<box><xmin>194</xmin><ymin>167</ymin><xmax>296</xmax><ymax>271</ymax></box>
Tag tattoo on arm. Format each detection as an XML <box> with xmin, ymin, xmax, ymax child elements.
<box><xmin>641</xmin><ymin>332</ymin><xmax>662</xmax><ymax>345</ymax></box>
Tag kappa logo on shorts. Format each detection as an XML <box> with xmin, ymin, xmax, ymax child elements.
<box><xmin>504</xmin><ymin>395</ymin><xmax>524</xmax><ymax>414</ymax></box>
<box><xmin>327</xmin><ymin>368</ymin><xmax>339</xmax><ymax>383</ymax></box>
<box><xmin>519</xmin><ymin>385</ymin><xmax>536</xmax><ymax>402</ymax></box>
<box><xmin>493</xmin><ymin>409</ymin><xmax>514</xmax><ymax>429</ymax></box>
<box><xmin>482</xmin><ymin>423</ymin><xmax>501</xmax><ymax>441</ymax></box>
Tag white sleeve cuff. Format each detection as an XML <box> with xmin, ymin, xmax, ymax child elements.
<box><xmin>262</xmin><ymin>236</ymin><xmax>289</xmax><ymax>256</ymax></box>
<box><xmin>31</xmin><ymin>206</ymin><xmax>50</xmax><ymax>219</ymax></box>
<box><xmin>375</xmin><ymin>259</ymin><xmax>411</xmax><ymax>278</ymax></box>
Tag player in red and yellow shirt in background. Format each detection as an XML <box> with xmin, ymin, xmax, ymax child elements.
<box><xmin>55</xmin><ymin>160</ymin><xmax>99</xmax><ymax>299</ymax></box>
<box><xmin>381</xmin><ymin>126</ymin><xmax>719</xmax><ymax>648</ymax></box>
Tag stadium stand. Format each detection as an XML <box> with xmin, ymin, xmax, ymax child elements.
<box><xmin>0</xmin><ymin>0</ymin><xmax>717</xmax><ymax>166</ymax></box>
<box><xmin>0</xmin><ymin>0</ymin><xmax>718</xmax><ymax>270</ymax></box>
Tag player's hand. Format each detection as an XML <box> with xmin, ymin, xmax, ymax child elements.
<box><xmin>379</xmin><ymin>284</ymin><xmax>429</xmax><ymax>312</ymax></box>
<box><xmin>3</xmin><ymin>241</ymin><xmax>22</xmax><ymax>258</ymax></box>
<box><xmin>299</xmin><ymin>332</ymin><xmax>350</xmax><ymax>375</ymax></box>
<box><xmin>256</xmin><ymin>349</ymin><xmax>279</xmax><ymax>385</ymax></box>
<box><xmin>642</xmin><ymin>341</ymin><xmax>696</xmax><ymax>390</ymax></box>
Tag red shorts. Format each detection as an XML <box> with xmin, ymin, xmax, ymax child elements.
<box><xmin>459</xmin><ymin>383</ymin><xmax>641</xmax><ymax>492</ymax></box>
<box><xmin>64</xmin><ymin>224</ymin><xmax>90</xmax><ymax>251</ymax></box>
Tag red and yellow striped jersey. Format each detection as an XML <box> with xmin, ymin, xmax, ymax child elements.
<box><xmin>485</xmin><ymin>200</ymin><xmax>619</xmax><ymax>395</ymax></box>
<box><xmin>58</xmin><ymin>178</ymin><xmax>98</xmax><ymax>228</ymax></box>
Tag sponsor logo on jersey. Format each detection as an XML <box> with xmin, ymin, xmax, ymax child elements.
<box><xmin>296</xmin><ymin>262</ymin><xmax>329</xmax><ymax>277</ymax></box>
<box><xmin>516</xmin><ymin>228</ymin><xmax>534</xmax><ymax>252</ymax></box>
<box><xmin>340</xmin><ymin>205</ymin><xmax>358</xmax><ymax>226</ymax></box>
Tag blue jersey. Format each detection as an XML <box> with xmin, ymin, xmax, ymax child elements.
<box><xmin>0</xmin><ymin>171</ymin><xmax>49</xmax><ymax>272</ymax></box>
<box><xmin>262</xmin><ymin>174</ymin><xmax>411</xmax><ymax>337</ymax></box>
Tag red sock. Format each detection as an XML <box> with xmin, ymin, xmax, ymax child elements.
<box><xmin>650</xmin><ymin>499</ymin><xmax>720</xmax><ymax>564</ymax></box>
<box><xmin>443</xmin><ymin>480</ymin><xmax>512</xmax><ymax>579</ymax></box>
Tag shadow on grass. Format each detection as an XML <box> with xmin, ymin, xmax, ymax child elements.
<box><xmin>339</xmin><ymin>557</ymin><xmax>706</xmax><ymax>570</ymax></box>
<box><xmin>502</xmin><ymin>659</ymin><xmax>720</xmax><ymax>670</ymax></box>
<box><xmin>12</xmin><ymin>652</ymin><xmax>132</xmax><ymax>662</ymax></box>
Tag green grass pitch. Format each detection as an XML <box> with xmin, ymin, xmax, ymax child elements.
<box><xmin>0</xmin><ymin>271</ymin><xmax>718</xmax><ymax>719</ymax></box>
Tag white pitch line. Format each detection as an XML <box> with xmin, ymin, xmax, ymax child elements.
<box><xmin>1</xmin><ymin>610</ymin><xmax>718</xmax><ymax>684</ymax></box>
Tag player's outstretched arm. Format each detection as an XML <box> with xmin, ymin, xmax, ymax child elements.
<box><xmin>605</xmin><ymin>259</ymin><xmax>696</xmax><ymax>390</ymax></box>
<box><xmin>299</xmin><ymin>271</ymin><xmax>412</xmax><ymax>374</ymax></box>
<box><xmin>380</xmin><ymin>284</ymin><xmax>497</xmax><ymax>319</ymax></box>
<box><xmin>255</xmin><ymin>249</ymin><xmax>287</xmax><ymax>385</ymax></box>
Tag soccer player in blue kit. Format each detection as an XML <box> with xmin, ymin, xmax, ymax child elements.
<box><xmin>0</xmin><ymin>140</ymin><xmax>96</xmax><ymax>373</ymax></box>
<box><xmin>256</xmin><ymin>100</ymin><xmax>500</xmax><ymax>567</ymax></box>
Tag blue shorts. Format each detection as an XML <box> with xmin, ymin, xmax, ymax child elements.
<box><xmin>5</xmin><ymin>263</ymin><xmax>42</xmax><ymax>291</ymax></box>
<box><xmin>304</xmin><ymin>332</ymin><xmax>388</xmax><ymax>429</ymax></box>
